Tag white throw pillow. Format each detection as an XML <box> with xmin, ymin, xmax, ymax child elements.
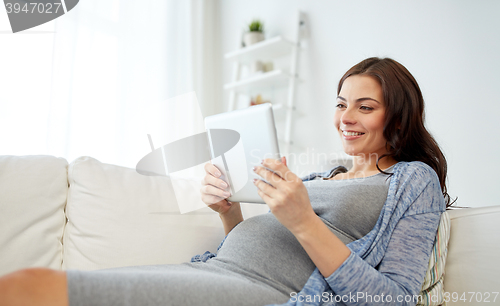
<box><xmin>63</xmin><ymin>156</ymin><xmax>268</xmax><ymax>271</ymax></box>
<box><xmin>0</xmin><ymin>155</ymin><xmax>68</xmax><ymax>276</ymax></box>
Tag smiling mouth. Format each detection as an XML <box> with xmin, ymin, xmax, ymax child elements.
<box><xmin>342</xmin><ymin>130</ymin><xmax>365</xmax><ymax>136</ymax></box>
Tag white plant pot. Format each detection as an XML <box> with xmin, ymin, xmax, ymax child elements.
<box><xmin>250</xmin><ymin>61</ymin><xmax>264</xmax><ymax>73</ymax></box>
<box><xmin>243</xmin><ymin>32</ymin><xmax>265</xmax><ymax>46</ymax></box>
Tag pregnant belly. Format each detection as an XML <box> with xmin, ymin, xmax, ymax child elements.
<box><xmin>212</xmin><ymin>213</ymin><xmax>316</xmax><ymax>293</ymax></box>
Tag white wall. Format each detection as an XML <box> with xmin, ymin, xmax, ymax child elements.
<box><xmin>218</xmin><ymin>0</ymin><xmax>500</xmax><ymax>208</ymax></box>
<box><xmin>0</xmin><ymin>14</ymin><xmax>55</xmax><ymax>155</ymax></box>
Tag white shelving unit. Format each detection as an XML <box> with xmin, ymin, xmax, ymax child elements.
<box><xmin>223</xmin><ymin>69</ymin><xmax>293</xmax><ymax>95</ymax></box>
<box><xmin>224</xmin><ymin>11</ymin><xmax>305</xmax><ymax>156</ymax></box>
<box><xmin>224</xmin><ymin>36</ymin><xmax>294</xmax><ymax>64</ymax></box>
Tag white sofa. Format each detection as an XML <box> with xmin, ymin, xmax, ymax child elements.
<box><xmin>1</xmin><ymin>155</ymin><xmax>499</xmax><ymax>305</ymax></box>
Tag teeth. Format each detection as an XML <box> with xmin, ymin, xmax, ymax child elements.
<box><xmin>343</xmin><ymin>131</ymin><xmax>364</xmax><ymax>136</ymax></box>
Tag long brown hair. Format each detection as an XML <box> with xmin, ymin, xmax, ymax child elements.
<box><xmin>338</xmin><ymin>57</ymin><xmax>454</xmax><ymax>207</ymax></box>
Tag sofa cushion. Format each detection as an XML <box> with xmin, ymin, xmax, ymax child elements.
<box><xmin>444</xmin><ymin>205</ymin><xmax>500</xmax><ymax>305</ymax></box>
<box><xmin>63</xmin><ymin>156</ymin><xmax>268</xmax><ymax>270</ymax></box>
<box><xmin>0</xmin><ymin>155</ymin><xmax>68</xmax><ymax>276</ymax></box>
<box><xmin>418</xmin><ymin>211</ymin><xmax>451</xmax><ymax>306</ymax></box>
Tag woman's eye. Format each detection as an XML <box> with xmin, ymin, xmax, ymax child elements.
<box><xmin>335</xmin><ymin>104</ymin><xmax>346</xmax><ymax>109</ymax></box>
<box><xmin>360</xmin><ymin>106</ymin><xmax>374</xmax><ymax>111</ymax></box>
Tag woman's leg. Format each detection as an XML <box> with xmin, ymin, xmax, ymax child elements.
<box><xmin>0</xmin><ymin>267</ymin><xmax>68</xmax><ymax>306</ymax></box>
<box><xmin>66</xmin><ymin>263</ymin><xmax>290</xmax><ymax>306</ymax></box>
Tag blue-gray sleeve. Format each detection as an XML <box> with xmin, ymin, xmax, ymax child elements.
<box><xmin>190</xmin><ymin>236</ymin><xmax>226</xmax><ymax>262</ymax></box>
<box><xmin>325</xmin><ymin>212</ymin><xmax>440</xmax><ymax>305</ymax></box>
<box><xmin>324</xmin><ymin>171</ymin><xmax>444</xmax><ymax>306</ymax></box>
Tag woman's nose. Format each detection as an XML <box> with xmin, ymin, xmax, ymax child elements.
<box><xmin>341</xmin><ymin>107</ymin><xmax>357</xmax><ymax>125</ymax></box>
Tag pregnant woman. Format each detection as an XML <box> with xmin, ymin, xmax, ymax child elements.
<box><xmin>0</xmin><ymin>57</ymin><xmax>452</xmax><ymax>306</ymax></box>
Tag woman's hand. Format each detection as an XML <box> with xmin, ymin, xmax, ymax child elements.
<box><xmin>253</xmin><ymin>157</ymin><xmax>317</xmax><ymax>234</ymax></box>
<box><xmin>201</xmin><ymin>162</ymin><xmax>244</xmax><ymax>235</ymax></box>
<box><xmin>254</xmin><ymin>157</ymin><xmax>351</xmax><ymax>277</ymax></box>
<box><xmin>200</xmin><ymin>162</ymin><xmax>235</xmax><ymax>215</ymax></box>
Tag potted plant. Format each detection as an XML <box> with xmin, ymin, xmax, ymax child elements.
<box><xmin>243</xmin><ymin>19</ymin><xmax>265</xmax><ymax>47</ymax></box>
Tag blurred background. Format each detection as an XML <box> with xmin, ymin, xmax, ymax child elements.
<box><xmin>1</xmin><ymin>0</ymin><xmax>499</xmax><ymax>208</ymax></box>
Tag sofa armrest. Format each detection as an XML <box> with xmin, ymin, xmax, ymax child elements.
<box><xmin>0</xmin><ymin>155</ymin><xmax>68</xmax><ymax>276</ymax></box>
<box><xmin>444</xmin><ymin>205</ymin><xmax>500</xmax><ymax>305</ymax></box>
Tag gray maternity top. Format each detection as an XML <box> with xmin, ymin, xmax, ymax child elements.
<box><xmin>67</xmin><ymin>165</ymin><xmax>394</xmax><ymax>306</ymax></box>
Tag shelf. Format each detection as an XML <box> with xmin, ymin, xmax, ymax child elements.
<box><xmin>224</xmin><ymin>36</ymin><xmax>294</xmax><ymax>64</ymax></box>
<box><xmin>224</xmin><ymin>11</ymin><xmax>305</xmax><ymax>156</ymax></box>
<box><xmin>244</xmin><ymin>103</ymin><xmax>287</xmax><ymax>113</ymax></box>
<box><xmin>223</xmin><ymin>69</ymin><xmax>293</xmax><ymax>95</ymax></box>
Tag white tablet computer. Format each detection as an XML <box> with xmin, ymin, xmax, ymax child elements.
<box><xmin>204</xmin><ymin>103</ymin><xmax>280</xmax><ymax>203</ymax></box>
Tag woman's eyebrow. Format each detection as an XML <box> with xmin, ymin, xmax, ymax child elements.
<box><xmin>356</xmin><ymin>97</ymin><xmax>381</xmax><ymax>104</ymax></box>
<box><xmin>336</xmin><ymin>96</ymin><xmax>381</xmax><ymax>104</ymax></box>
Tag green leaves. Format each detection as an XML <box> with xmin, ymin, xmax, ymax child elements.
<box><xmin>248</xmin><ymin>19</ymin><xmax>263</xmax><ymax>32</ymax></box>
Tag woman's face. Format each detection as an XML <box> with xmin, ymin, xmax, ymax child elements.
<box><xmin>333</xmin><ymin>75</ymin><xmax>388</xmax><ymax>158</ymax></box>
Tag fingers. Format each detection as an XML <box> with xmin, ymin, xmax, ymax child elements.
<box><xmin>253</xmin><ymin>158</ymin><xmax>292</xmax><ymax>187</ymax></box>
<box><xmin>201</xmin><ymin>162</ymin><xmax>230</xmax><ymax>206</ymax></box>
<box><xmin>201</xmin><ymin>181</ymin><xmax>230</xmax><ymax>198</ymax></box>
<box><xmin>201</xmin><ymin>184</ymin><xmax>231</xmax><ymax>204</ymax></box>
<box><xmin>203</xmin><ymin>163</ymin><xmax>228</xmax><ymax>187</ymax></box>
<box><xmin>204</xmin><ymin>162</ymin><xmax>222</xmax><ymax>178</ymax></box>
<box><xmin>253</xmin><ymin>165</ymin><xmax>283</xmax><ymax>187</ymax></box>
<box><xmin>256</xmin><ymin>188</ymin><xmax>272</xmax><ymax>203</ymax></box>
<box><xmin>253</xmin><ymin>177</ymin><xmax>275</xmax><ymax>199</ymax></box>
<box><xmin>202</xmin><ymin>174</ymin><xmax>228</xmax><ymax>190</ymax></box>
<box><xmin>260</xmin><ymin>158</ymin><xmax>298</xmax><ymax>183</ymax></box>
<box><xmin>253</xmin><ymin>157</ymin><xmax>299</xmax><ymax>202</ymax></box>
